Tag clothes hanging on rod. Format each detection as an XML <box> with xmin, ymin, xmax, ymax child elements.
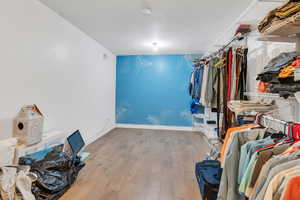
<box><xmin>196</xmin><ymin>2</ymin><xmax>300</xmax><ymax>200</ymax></box>
<box><xmin>190</xmin><ymin>42</ymin><xmax>249</xmax><ymax>139</ymax></box>
<box><xmin>193</xmin><ymin>33</ymin><xmax>244</xmax><ymax>63</ymax></box>
<box><xmin>218</xmin><ymin>114</ymin><xmax>300</xmax><ymax>200</ymax></box>
<box><xmin>189</xmin><ymin>63</ymin><xmax>204</xmax><ymax>99</ymax></box>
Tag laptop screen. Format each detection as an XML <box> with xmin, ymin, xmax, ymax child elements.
<box><xmin>67</xmin><ymin>130</ymin><xmax>85</xmax><ymax>155</ymax></box>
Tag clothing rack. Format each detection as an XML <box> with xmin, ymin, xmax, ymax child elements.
<box><xmin>217</xmin><ymin>32</ymin><xmax>244</xmax><ymax>54</ymax></box>
<box><xmin>190</xmin><ymin>33</ymin><xmax>249</xmax><ymax>141</ymax></box>
<box><xmin>193</xmin><ymin>33</ymin><xmax>245</xmax><ymax>64</ymax></box>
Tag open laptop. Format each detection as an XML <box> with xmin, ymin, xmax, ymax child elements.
<box><xmin>66</xmin><ymin>130</ymin><xmax>85</xmax><ymax>156</ymax></box>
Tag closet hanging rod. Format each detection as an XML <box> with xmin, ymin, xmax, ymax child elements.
<box><xmin>260</xmin><ymin>115</ymin><xmax>287</xmax><ymax>125</ymax></box>
<box><xmin>193</xmin><ymin>33</ymin><xmax>244</xmax><ymax>62</ymax></box>
<box><xmin>219</xmin><ymin>33</ymin><xmax>244</xmax><ymax>52</ymax></box>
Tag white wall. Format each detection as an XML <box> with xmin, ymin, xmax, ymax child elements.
<box><xmin>0</xmin><ymin>0</ymin><xmax>116</xmax><ymax>144</ymax></box>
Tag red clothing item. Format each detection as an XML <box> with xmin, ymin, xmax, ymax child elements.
<box><xmin>227</xmin><ymin>48</ymin><xmax>233</xmax><ymax>101</ymax></box>
<box><xmin>291</xmin><ymin>56</ymin><xmax>300</xmax><ymax>68</ymax></box>
<box><xmin>258</xmin><ymin>81</ymin><xmax>269</xmax><ymax>93</ymax></box>
<box><xmin>292</xmin><ymin>124</ymin><xmax>300</xmax><ymax>139</ymax></box>
<box><xmin>256</xmin><ymin>138</ymin><xmax>292</xmax><ymax>152</ymax></box>
<box><xmin>256</xmin><ymin>141</ymin><xmax>279</xmax><ymax>152</ymax></box>
<box><xmin>283</xmin><ymin>176</ymin><xmax>300</xmax><ymax>200</ymax></box>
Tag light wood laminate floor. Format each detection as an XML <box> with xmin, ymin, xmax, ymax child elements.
<box><xmin>61</xmin><ymin>128</ymin><xmax>209</xmax><ymax>200</ymax></box>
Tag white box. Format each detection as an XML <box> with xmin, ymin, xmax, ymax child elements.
<box><xmin>0</xmin><ymin>138</ymin><xmax>17</xmax><ymax>167</ymax></box>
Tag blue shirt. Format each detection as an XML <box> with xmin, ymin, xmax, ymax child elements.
<box><xmin>238</xmin><ymin>137</ymin><xmax>274</xmax><ymax>184</ymax></box>
<box><xmin>192</xmin><ymin>66</ymin><xmax>204</xmax><ymax>99</ymax></box>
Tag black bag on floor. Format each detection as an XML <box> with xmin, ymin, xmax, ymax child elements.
<box><xmin>195</xmin><ymin>160</ymin><xmax>222</xmax><ymax>200</ymax></box>
<box><xmin>19</xmin><ymin>149</ymin><xmax>85</xmax><ymax>200</ymax></box>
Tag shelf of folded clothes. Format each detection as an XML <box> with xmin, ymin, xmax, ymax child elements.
<box><xmin>256</xmin><ymin>51</ymin><xmax>300</xmax><ymax>99</ymax></box>
<box><xmin>227</xmin><ymin>99</ymin><xmax>278</xmax><ymax>115</ymax></box>
<box><xmin>261</xmin><ymin>12</ymin><xmax>300</xmax><ymax>36</ymax></box>
<box><xmin>259</xmin><ymin>1</ymin><xmax>300</xmax><ymax>36</ymax></box>
<box><xmin>244</xmin><ymin>92</ymin><xmax>297</xmax><ymax>101</ymax></box>
<box><xmin>227</xmin><ymin>99</ymin><xmax>280</xmax><ymax>125</ymax></box>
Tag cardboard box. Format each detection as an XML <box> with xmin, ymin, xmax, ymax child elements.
<box><xmin>13</xmin><ymin>105</ymin><xmax>44</xmax><ymax>146</ymax></box>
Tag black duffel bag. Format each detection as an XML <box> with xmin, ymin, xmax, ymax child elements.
<box><xmin>195</xmin><ymin>160</ymin><xmax>222</xmax><ymax>200</ymax></box>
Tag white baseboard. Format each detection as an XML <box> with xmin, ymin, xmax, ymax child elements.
<box><xmin>116</xmin><ymin>123</ymin><xmax>194</xmax><ymax>131</ymax></box>
<box><xmin>86</xmin><ymin>125</ymin><xmax>116</xmax><ymax>145</ymax></box>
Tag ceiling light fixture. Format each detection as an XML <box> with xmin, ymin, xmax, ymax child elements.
<box><xmin>152</xmin><ymin>42</ymin><xmax>158</xmax><ymax>51</ymax></box>
<box><xmin>141</xmin><ymin>0</ymin><xmax>152</xmax><ymax>15</ymax></box>
<box><xmin>141</xmin><ymin>7</ymin><xmax>152</xmax><ymax>15</ymax></box>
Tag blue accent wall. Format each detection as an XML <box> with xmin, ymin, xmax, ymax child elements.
<box><xmin>116</xmin><ymin>54</ymin><xmax>202</xmax><ymax>127</ymax></box>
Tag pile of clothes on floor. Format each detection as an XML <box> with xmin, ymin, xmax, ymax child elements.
<box><xmin>257</xmin><ymin>51</ymin><xmax>300</xmax><ymax>98</ymax></box>
<box><xmin>258</xmin><ymin>0</ymin><xmax>300</xmax><ymax>33</ymax></box>
<box><xmin>0</xmin><ymin>148</ymin><xmax>85</xmax><ymax>200</ymax></box>
<box><xmin>0</xmin><ymin>166</ymin><xmax>37</xmax><ymax>200</ymax></box>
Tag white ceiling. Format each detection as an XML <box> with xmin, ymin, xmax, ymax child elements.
<box><xmin>38</xmin><ymin>0</ymin><xmax>280</xmax><ymax>55</ymax></box>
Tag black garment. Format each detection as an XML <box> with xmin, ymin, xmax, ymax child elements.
<box><xmin>221</xmin><ymin>49</ymin><xmax>230</xmax><ymax>138</ymax></box>
<box><xmin>237</xmin><ymin>48</ymin><xmax>248</xmax><ymax>100</ymax></box>
<box><xmin>269</xmin><ymin>83</ymin><xmax>300</xmax><ymax>94</ymax></box>
<box><xmin>278</xmin><ymin>76</ymin><xmax>300</xmax><ymax>84</ymax></box>
<box><xmin>258</xmin><ymin>73</ymin><xmax>280</xmax><ymax>83</ymax></box>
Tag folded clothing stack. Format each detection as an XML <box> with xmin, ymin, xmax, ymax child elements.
<box><xmin>258</xmin><ymin>0</ymin><xmax>300</xmax><ymax>33</ymax></box>
<box><xmin>228</xmin><ymin>99</ymin><xmax>276</xmax><ymax>115</ymax></box>
<box><xmin>235</xmin><ymin>24</ymin><xmax>251</xmax><ymax>35</ymax></box>
<box><xmin>257</xmin><ymin>51</ymin><xmax>300</xmax><ymax>97</ymax></box>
